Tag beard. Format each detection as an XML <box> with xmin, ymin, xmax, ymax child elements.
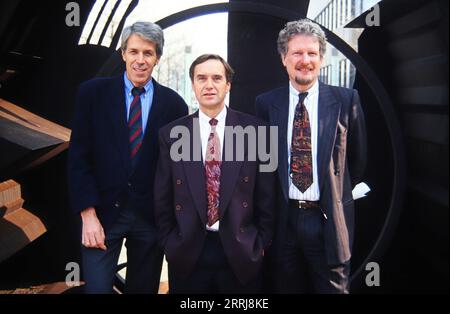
<box><xmin>295</xmin><ymin>75</ymin><xmax>315</xmax><ymax>86</ymax></box>
<box><xmin>293</xmin><ymin>63</ymin><xmax>319</xmax><ymax>87</ymax></box>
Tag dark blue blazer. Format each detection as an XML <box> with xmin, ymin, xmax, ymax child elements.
<box><xmin>255</xmin><ymin>82</ymin><xmax>367</xmax><ymax>265</ymax></box>
<box><xmin>68</xmin><ymin>75</ymin><xmax>188</xmax><ymax>229</ymax></box>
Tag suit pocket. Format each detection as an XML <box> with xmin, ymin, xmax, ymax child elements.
<box><xmin>237</xmin><ymin>225</ymin><xmax>263</xmax><ymax>260</ymax></box>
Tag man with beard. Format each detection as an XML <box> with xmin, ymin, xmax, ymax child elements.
<box><xmin>255</xmin><ymin>19</ymin><xmax>367</xmax><ymax>293</ymax></box>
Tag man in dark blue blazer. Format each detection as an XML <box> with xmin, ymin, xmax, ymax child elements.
<box><xmin>255</xmin><ymin>19</ymin><xmax>367</xmax><ymax>293</ymax></box>
<box><xmin>68</xmin><ymin>21</ymin><xmax>188</xmax><ymax>293</ymax></box>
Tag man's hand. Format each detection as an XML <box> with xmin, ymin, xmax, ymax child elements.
<box><xmin>81</xmin><ymin>207</ymin><xmax>107</xmax><ymax>250</ymax></box>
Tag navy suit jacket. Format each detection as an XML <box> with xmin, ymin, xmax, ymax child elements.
<box><xmin>255</xmin><ymin>82</ymin><xmax>367</xmax><ymax>265</ymax></box>
<box><xmin>154</xmin><ymin>108</ymin><xmax>276</xmax><ymax>284</ymax></box>
<box><xmin>68</xmin><ymin>75</ymin><xmax>188</xmax><ymax>229</ymax></box>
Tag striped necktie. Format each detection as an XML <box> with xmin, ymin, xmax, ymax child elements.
<box><xmin>129</xmin><ymin>87</ymin><xmax>145</xmax><ymax>167</ymax></box>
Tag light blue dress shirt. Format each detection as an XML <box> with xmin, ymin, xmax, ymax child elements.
<box><xmin>123</xmin><ymin>72</ymin><xmax>154</xmax><ymax>133</ymax></box>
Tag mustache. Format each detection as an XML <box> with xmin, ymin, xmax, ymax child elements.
<box><xmin>295</xmin><ymin>66</ymin><xmax>313</xmax><ymax>70</ymax></box>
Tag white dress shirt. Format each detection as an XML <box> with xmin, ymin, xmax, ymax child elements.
<box><xmin>287</xmin><ymin>80</ymin><xmax>320</xmax><ymax>201</ymax></box>
<box><xmin>198</xmin><ymin>106</ymin><xmax>227</xmax><ymax>231</ymax></box>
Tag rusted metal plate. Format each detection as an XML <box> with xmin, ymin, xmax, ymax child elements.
<box><xmin>0</xmin><ymin>207</ymin><xmax>47</xmax><ymax>263</ymax></box>
<box><xmin>0</xmin><ymin>179</ymin><xmax>47</xmax><ymax>263</ymax></box>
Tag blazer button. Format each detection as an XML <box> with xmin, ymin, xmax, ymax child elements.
<box><xmin>242</xmin><ymin>201</ymin><xmax>248</xmax><ymax>208</ymax></box>
<box><xmin>243</xmin><ymin>176</ymin><xmax>249</xmax><ymax>183</ymax></box>
<box><xmin>176</xmin><ymin>179</ymin><xmax>182</xmax><ymax>185</ymax></box>
<box><xmin>127</xmin><ymin>182</ymin><xmax>132</xmax><ymax>187</ymax></box>
<box><xmin>175</xmin><ymin>204</ymin><xmax>182</xmax><ymax>211</ymax></box>
<box><xmin>114</xmin><ymin>202</ymin><xmax>120</xmax><ymax>208</ymax></box>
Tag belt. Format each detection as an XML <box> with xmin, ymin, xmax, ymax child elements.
<box><xmin>289</xmin><ymin>199</ymin><xmax>321</xmax><ymax>209</ymax></box>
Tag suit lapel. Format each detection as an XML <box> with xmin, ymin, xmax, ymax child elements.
<box><xmin>182</xmin><ymin>112</ymin><xmax>208</xmax><ymax>226</ymax></box>
<box><xmin>141</xmin><ymin>79</ymin><xmax>165</xmax><ymax>148</ymax></box>
<box><xmin>106</xmin><ymin>76</ymin><xmax>131</xmax><ymax>175</ymax></box>
<box><xmin>317</xmin><ymin>82</ymin><xmax>340</xmax><ymax>192</ymax></box>
<box><xmin>271</xmin><ymin>88</ymin><xmax>290</xmax><ymax>201</ymax></box>
<box><xmin>219</xmin><ymin>109</ymin><xmax>243</xmax><ymax>219</ymax></box>
<box><xmin>129</xmin><ymin>79</ymin><xmax>167</xmax><ymax>175</ymax></box>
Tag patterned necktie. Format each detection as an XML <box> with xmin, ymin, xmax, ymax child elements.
<box><xmin>290</xmin><ymin>92</ymin><xmax>313</xmax><ymax>193</ymax></box>
<box><xmin>128</xmin><ymin>87</ymin><xmax>145</xmax><ymax>167</ymax></box>
<box><xmin>205</xmin><ymin>118</ymin><xmax>221</xmax><ymax>227</ymax></box>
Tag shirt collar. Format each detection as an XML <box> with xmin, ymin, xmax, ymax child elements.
<box><xmin>198</xmin><ymin>105</ymin><xmax>227</xmax><ymax>126</ymax></box>
<box><xmin>289</xmin><ymin>79</ymin><xmax>319</xmax><ymax>99</ymax></box>
<box><xmin>123</xmin><ymin>72</ymin><xmax>154</xmax><ymax>96</ymax></box>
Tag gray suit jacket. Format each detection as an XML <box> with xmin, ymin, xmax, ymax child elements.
<box><xmin>255</xmin><ymin>81</ymin><xmax>367</xmax><ymax>265</ymax></box>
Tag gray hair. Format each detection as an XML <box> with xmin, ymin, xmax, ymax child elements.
<box><xmin>277</xmin><ymin>19</ymin><xmax>327</xmax><ymax>57</ymax></box>
<box><xmin>120</xmin><ymin>21</ymin><xmax>164</xmax><ymax>57</ymax></box>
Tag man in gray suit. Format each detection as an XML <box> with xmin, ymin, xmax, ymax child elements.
<box><xmin>255</xmin><ymin>19</ymin><xmax>367</xmax><ymax>293</ymax></box>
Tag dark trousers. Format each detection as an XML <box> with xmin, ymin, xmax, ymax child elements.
<box><xmin>169</xmin><ymin>231</ymin><xmax>262</xmax><ymax>294</ymax></box>
<box><xmin>273</xmin><ymin>205</ymin><xmax>350</xmax><ymax>294</ymax></box>
<box><xmin>81</xmin><ymin>206</ymin><xmax>163</xmax><ymax>294</ymax></box>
